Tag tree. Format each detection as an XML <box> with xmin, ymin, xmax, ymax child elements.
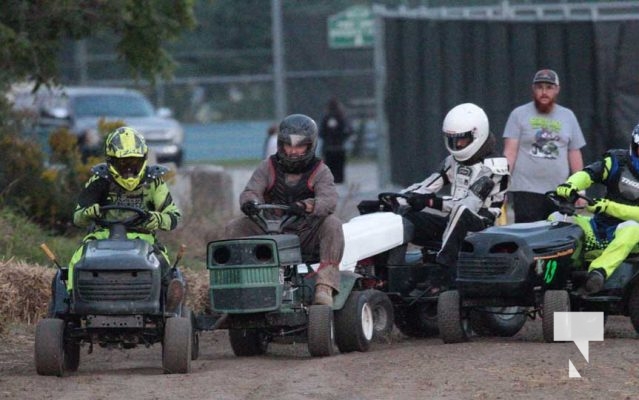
<box><xmin>0</xmin><ymin>0</ymin><xmax>196</xmax><ymax>94</ymax></box>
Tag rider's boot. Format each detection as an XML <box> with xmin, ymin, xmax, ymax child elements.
<box><xmin>166</xmin><ymin>278</ymin><xmax>185</xmax><ymax>313</ymax></box>
<box><xmin>313</xmin><ymin>284</ymin><xmax>334</xmax><ymax>307</ymax></box>
<box><xmin>585</xmin><ymin>269</ymin><xmax>606</xmax><ymax>294</ymax></box>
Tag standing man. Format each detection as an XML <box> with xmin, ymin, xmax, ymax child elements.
<box><xmin>503</xmin><ymin>69</ymin><xmax>586</xmax><ymax>222</ymax></box>
<box><xmin>319</xmin><ymin>97</ymin><xmax>352</xmax><ymax>184</ymax></box>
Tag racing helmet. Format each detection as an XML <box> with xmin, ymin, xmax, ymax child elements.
<box><xmin>276</xmin><ymin>114</ymin><xmax>318</xmax><ymax>172</ymax></box>
<box><xmin>631</xmin><ymin>123</ymin><xmax>639</xmax><ymax>155</ymax></box>
<box><xmin>105</xmin><ymin>127</ymin><xmax>148</xmax><ymax>191</ymax></box>
<box><xmin>442</xmin><ymin>103</ymin><xmax>490</xmax><ymax>162</ymax></box>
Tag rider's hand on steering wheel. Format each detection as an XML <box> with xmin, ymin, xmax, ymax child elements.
<box><xmin>407</xmin><ymin>192</ymin><xmax>435</xmax><ymax>212</ymax></box>
<box><xmin>556</xmin><ymin>182</ymin><xmax>579</xmax><ymax>203</ymax></box>
<box><xmin>82</xmin><ymin>203</ymin><xmax>101</xmax><ymax>219</ymax></box>
<box><xmin>241</xmin><ymin>200</ymin><xmax>260</xmax><ymax>216</ymax></box>
<box><xmin>288</xmin><ymin>201</ymin><xmax>307</xmax><ymax>216</ymax></box>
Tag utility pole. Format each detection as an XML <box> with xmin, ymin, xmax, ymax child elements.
<box><xmin>272</xmin><ymin>0</ymin><xmax>287</xmax><ymax>120</ymax></box>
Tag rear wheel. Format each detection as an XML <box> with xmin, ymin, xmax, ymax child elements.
<box><xmin>162</xmin><ymin>317</ymin><xmax>192</xmax><ymax>374</ymax></box>
<box><xmin>395</xmin><ymin>302</ymin><xmax>439</xmax><ymax>338</ymax></box>
<box><xmin>627</xmin><ymin>284</ymin><xmax>639</xmax><ymax>334</ymax></box>
<box><xmin>35</xmin><ymin>318</ymin><xmax>65</xmax><ymax>376</ymax></box>
<box><xmin>542</xmin><ymin>290</ymin><xmax>570</xmax><ymax>343</ymax></box>
<box><xmin>308</xmin><ymin>305</ymin><xmax>336</xmax><ymax>357</ymax></box>
<box><xmin>437</xmin><ymin>290</ymin><xmax>468</xmax><ymax>344</ymax></box>
<box><xmin>365</xmin><ymin>290</ymin><xmax>394</xmax><ymax>342</ymax></box>
<box><xmin>335</xmin><ymin>291</ymin><xmax>374</xmax><ymax>353</ymax></box>
<box><xmin>229</xmin><ymin>329</ymin><xmax>269</xmax><ymax>356</ymax></box>
<box><xmin>470</xmin><ymin>307</ymin><xmax>527</xmax><ymax>337</ymax></box>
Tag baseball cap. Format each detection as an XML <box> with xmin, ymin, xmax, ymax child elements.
<box><xmin>533</xmin><ymin>69</ymin><xmax>559</xmax><ymax>85</ymax></box>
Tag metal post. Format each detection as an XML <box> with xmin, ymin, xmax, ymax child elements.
<box><xmin>272</xmin><ymin>0</ymin><xmax>287</xmax><ymax>120</ymax></box>
<box><xmin>373</xmin><ymin>9</ymin><xmax>390</xmax><ymax>189</ymax></box>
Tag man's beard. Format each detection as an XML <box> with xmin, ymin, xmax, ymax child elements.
<box><xmin>534</xmin><ymin>98</ymin><xmax>555</xmax><ymax>114</ymax></box>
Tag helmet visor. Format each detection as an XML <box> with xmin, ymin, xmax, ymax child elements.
<box><xmin>112</xmin><ymin>157</ymin><xmax>145</xmax><ymax>178</ymax></box>
<box><xmin>446</xmin><ymin>130</ymin><xmax>474</xmax><ymax>151</ymax></box>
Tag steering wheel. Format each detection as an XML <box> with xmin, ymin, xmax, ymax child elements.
<box><xmin>377</xmin><ymin>192</ymin><xmax>412</xmax><ymax>214</ymax></box>
<box><xmin>545</xmin><ymin>191</ymin><xmax>594</xmax><ymax>216</ymax></box>
<box><xmin>249</xmin><ymin>204</ymin><xmax>301</xmax><ymax>234</ymax></box>
<box><xmin>95</xmin><ymin>205</ymin><xmax>148</xmax><ymax>228</ymax></box>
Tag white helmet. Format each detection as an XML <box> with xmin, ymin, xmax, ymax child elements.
<box><xmin>442</xmin><ymin>103</ymin><xmax>489</xmax><ymax>162</ymax></box>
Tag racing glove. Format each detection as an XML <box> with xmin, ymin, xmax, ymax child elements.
<box><xmin>82</xmin><ymin>203</ymin><xmax>101</xmax><ymax>220</ymax></box>
<box><xmin>144</xmin><ymin>211</ymin><xmax>164</xmax><ymax>231</ymax></box>
<box><xmin>591</xmin><ymin>199</ymin><xmax>639</xmax><ymax>221</ymax></box>
<box><xmin>406</xmin><ymin>192</ymin><xmax>436</xmax><ymax>212</ymax></box>
<box><xmin>586</xmin><ymin>198</ymin><xmax>609</xmax><ymax>214</ymax></box>
<box><xmin>241</xmin><ymin>200</ymin><xmax>260</xmax><ymax>216</ymax></box>
<box><xmin>288</xmin><ymin>201</ymin><xmax>307</xmax><ymax>216</ymax></box>
<box><xmin>556</xmin><ymin>182</ymin><xmax>579</xmax><ymax>203</ymax></box>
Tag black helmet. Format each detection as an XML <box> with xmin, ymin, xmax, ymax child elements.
<box><xmin>276</xmin><ymin>114</ymin><xmax>318</xmax><ymax>172</ymax></box>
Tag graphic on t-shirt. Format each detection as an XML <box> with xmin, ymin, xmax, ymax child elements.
<box><xmin>529</xmin><ymin>117</ymin><xmax>561</xmax><ymax>159</ymax></box>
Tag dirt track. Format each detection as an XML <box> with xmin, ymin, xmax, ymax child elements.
<box><xmin>1</xmin><ymin>316</ymin><xmax>638</xmax><ymax>400</ymax></box>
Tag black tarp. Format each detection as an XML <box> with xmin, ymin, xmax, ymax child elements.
<box><xmin>384</xmin><ymin>18</ymin><xmax>639</xmax><ymax>186</ymax></box>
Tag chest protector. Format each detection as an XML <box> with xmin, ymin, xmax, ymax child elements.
<box><xmin>265</xmin><ymin>156</ymin><xmax>320</xmax><ymax>204</ymax></box>
<box><xmin>606</xmin><ymin>150</ymin><xmax>639</xmax><ymax>205</ymax></box>
<box><xmin>450</xmin><ymin>162</ymin><xmax>485</xmax><ymax>200</ymax></box>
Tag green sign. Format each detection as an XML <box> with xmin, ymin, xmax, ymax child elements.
<box><xmin>328</xmin><ymin>6</ymin><xmax>374</xmax><ymax>49</ymax></box>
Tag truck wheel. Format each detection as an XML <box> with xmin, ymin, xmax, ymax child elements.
<box><xmin>470</xmin><ymin>307</ymin><xmax>527</xmax><ymax>337</ymax></box>
<box><xmin>437</xmin><ymin>290</ymin><xmax>468</xmax><ymax>344</ymax></box>
<box><xmin>365</xmin><ymin>290</ymin><xmax>394</xmax><ymax>342</ymax></box>
<box><xmin>162</xmin><ymin>317</ymin><xmax>192</xmax><ymax>374</ymax></box>
<box><xmin>628</xmin><ymin>285</ymin><xmax>639</xmax><ymax>334</ymax></box>
<box><xmin>35</xmin><ymin>318</ymin><xmax>65</xmax><ymax>376</ymax></box>
<box><xmin>395</xmin><ymin>302</ymin><xmax>439</xmax><ymax>338</ymax></box>
<box><xmin>181</xmin><ymin>306</ymin><xmax>200</xmax><ymax>360</ymax></box>
<box><xmin>229</xmin><ymin>329</ymin><xmax>269</xmax><ymax>356</ymax></box>
<box><xmin>308</xmin><ymin>305</ymin><xmax>336</xmax><ymax>357</ymax></box>
<box><xmin>335</xmin><ymin>291</ymin><xmax>374</xmax><ymax>353</ymax></box>
<box><xmin>542</xmin><ymin>290</ymin><xmax>570</xmax><ymax>343</ymax></box>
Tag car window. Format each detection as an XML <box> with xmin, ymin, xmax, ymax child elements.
<box><xmin>71</xmin><ymin>94</ymin><xmax>155</xmax><ymax>118</ymax></box>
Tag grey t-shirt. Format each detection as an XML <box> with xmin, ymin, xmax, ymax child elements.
<box><xmin>503</xmin><ymin>102</ymin><xmax>586</xmax><ymax>194</ymax></box>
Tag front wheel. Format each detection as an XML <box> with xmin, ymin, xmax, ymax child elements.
<box><xmin>162</xmin><ymin>317</ymin><xmax>192</xmax><ymax>374</ymax></box>
<box><xmin>34</xmin><ymin>318</ymin><xmax>65</xmax><ymax>376</ymax></box>
<box><xmin>308</xmin><ymin>305</ymin><xmax>336</xmax><ymax>357</ymax></box>
<box><xmin>542</xmin><ymin>290</ymin><xmax>570</xmax><ymax>343</ymax></box>
<box><xmin>437</xmin><ymin>290</ymin><xmax>468</xmax><ymax>344</ymax></box>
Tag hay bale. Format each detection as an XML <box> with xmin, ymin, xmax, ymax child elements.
<box><xmin>183</xmin><ymin>268</ymin><xmax>210</xmax><ymax>314</ymax></box>
<box><xmin>0</xmin><ymin>260</ymin><xmax>55</xmax><ymax>331</ymax></box>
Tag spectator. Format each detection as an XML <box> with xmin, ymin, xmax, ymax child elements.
<box><xmin>503</xmin><ymin>69</ymin><xmax>586</xmax><ymax>222</ymax></box>
<box><xmin>319</xmin><ymin>97</ymin><xmax>352</xmax><ymax>184</ymax></box>
<box><xmin>263</xmin><ymin>123</ymin><xmax>278</xmax><ymax>159</ymax></box>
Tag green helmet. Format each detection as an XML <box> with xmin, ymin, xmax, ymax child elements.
<box><xmin>105</xmin><ymin>127</ymin><xmax>148</xmax><ymax>191</ymax></box>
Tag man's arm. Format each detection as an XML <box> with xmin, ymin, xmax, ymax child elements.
<box><xmin>568</xmin><ymin>148</ymin><xmax>584</xmax><ymax>174</ymax></box>
<box><xmin>503</xmin><ymin>138</ymin><xmax>519</xmax><ymax>172</ymax></box>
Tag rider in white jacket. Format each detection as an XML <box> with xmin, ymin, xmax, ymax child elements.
<box><xmin>399</xmin><ymin>103</ymin><xmax>509</xmax><ymax>278</ymax></box>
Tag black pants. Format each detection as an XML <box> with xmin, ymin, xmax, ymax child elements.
<box><xmin>323</xmin><ymin>150</ymin><xmax>346</xmax><ymax>183</ymax></box>
<box><xmin>510</xmin><ymin>191</ymin><xmax>558</xmax><ymax>223</ymax></box>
